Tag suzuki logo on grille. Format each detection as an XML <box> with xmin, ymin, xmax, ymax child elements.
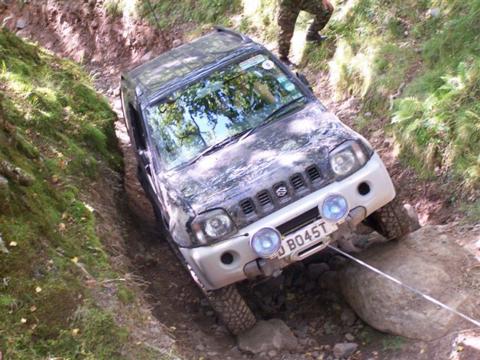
<box><xmin>275</xmin><ymin>186</ymin><xmax>288</xmax><ymax>198</ymax></box>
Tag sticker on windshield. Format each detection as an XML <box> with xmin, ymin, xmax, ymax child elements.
<box><xmin>239</xmin><ymin>55</ymin><xmax>266</xmax><ymax>70</ymax></box>
<box><xmin>262</xmin><ymin>60</ymin><xmax>275</xmax><ymax>70</ymax></box>
<box><xmin>283</xmin><ymin>81</ymin><xmax>295</xmax><ymax>92</ymax></box>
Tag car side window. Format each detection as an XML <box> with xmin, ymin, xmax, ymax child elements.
<box><xmin>129</xmin><ymin>104</ymin><xmax>147</xmax><ymax>150</ymax></box>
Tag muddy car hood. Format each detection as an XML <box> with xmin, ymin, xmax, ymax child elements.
<box><xmin>165</xmin><ymin>102</ymin><xmax>360</xmax><ymax>214</ymax></box>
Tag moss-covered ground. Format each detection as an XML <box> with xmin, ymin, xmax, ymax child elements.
<box><xmin>0</xmin><ymin>29</ymin><xmax>168</xmax><ymax>359</ymax></box>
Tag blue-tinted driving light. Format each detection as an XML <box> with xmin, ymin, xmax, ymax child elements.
<box><xmin>250</xmin><ymin>227</ymin><xmax>282</xmax><ymax>259</ymax></box>
<box><xmin>322</xmin><ymin>194</ymin><xmax>349</xmax><ymax>222</ymax></box>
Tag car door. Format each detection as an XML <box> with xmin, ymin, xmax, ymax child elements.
<box><xmin>122</xmin><ymin>94</ymin><xmax>163</xmax><ymax>215</ymax></box>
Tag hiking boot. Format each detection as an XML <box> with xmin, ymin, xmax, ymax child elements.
<box><xmin>306</xmin><ymin>33</ymin><xmax>327</xmax><ymax>43</ymax></box>
<box><xmin>279</xmin><ymin>56</ymin><xmax>296</xmax><ymax>68</ymax></box>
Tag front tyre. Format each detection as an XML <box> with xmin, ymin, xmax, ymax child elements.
<box><xmin>366</xmin><ymin>199</ymin><xmax>412</xmax><ymax>240</ymax></box>
<box><xmin>206</xmin><ymin>284</ymin><xmax>257</xmax><ymax>335</ymax></box>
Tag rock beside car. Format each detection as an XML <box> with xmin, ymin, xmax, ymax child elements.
<box><xmin>333</xmin><ymin>342</ymin><xmax>358</xmax><ymax>359</ymax></box>
<box><xmin>237</xmin><ymin>319</ymin><xmax>298</xmax><ymax>354</ymax></box>
<box><xmin>339</xmin><ymin>225</ymin><xmax>480</xmax><ymax>341</ymax></box>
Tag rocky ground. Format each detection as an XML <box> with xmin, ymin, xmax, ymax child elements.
<box><xmin>1</xmin><ymin>1</ymin><xmax>479</xmax><ymax>359</ymax></box>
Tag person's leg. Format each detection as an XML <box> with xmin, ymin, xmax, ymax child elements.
<box><xmin>278</xmin><ymin>3</ymin><xmax>300</xmax><ymax>62</ymax></box>
<box><xmin>302</xmin><ymin>0</ymin><xmax>333</xmax><ymax>41</ymax></box>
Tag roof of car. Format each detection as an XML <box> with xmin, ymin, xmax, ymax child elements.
<box><xmin>123</xmin><ymin>28</ymin><xmax>258</xmax><ymax>100</ymax></box>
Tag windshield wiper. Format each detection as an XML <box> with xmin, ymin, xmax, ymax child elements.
<box><xmin>183</xmin><ymin>129</ymin><xmax>251</xmax><ymax>167</ymax></box>
<box><xmin>241</xmin><ymin>96</ymin><xmax>306</xmax><ymax>140</ymax></box>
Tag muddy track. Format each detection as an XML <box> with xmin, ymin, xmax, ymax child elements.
<box><xmin>0</xmin><ymin>1</ymin><xmax>470</xmax><ymax>359</ymax></box>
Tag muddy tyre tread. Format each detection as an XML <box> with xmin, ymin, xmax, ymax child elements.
<box><xmin>369</xmin><ymin>199</ymin><xmax>411</xmax><ymax>240</ymax></box>
<box><xmin>207</xmin><ymin>285</ymin><xmax>256</xmax><ymax>335</ymax></box>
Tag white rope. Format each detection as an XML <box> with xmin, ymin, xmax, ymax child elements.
<box><xmin>327</xmin><ymin>244</ymin><xmax>480</xmax><ymax>328</ymax></box>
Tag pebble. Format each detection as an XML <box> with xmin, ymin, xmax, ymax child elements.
<box><xmin>333</xmin><ymin>343</ymin><xmax>358</xmax><ymax>359</ymax></box>
<box><xmin>195</xmin><ymin>344</ymin><xmax>205</xmax><ymax>351</ymax></box>
<box><xmin>345</xmin><ymin>333</ymin><xmax>355</xmax><ymax>341</ymax></box>
<box><xmin>172</xmin><ymin>39</ymin><xmax>182</xmax><ymax>48</ymax></box>
<box><xmin>427</xmin><ymin>7</ymin><xmax>441</xmax><ymax>18</ymax></box>
<box><xmin>16</xmin><ymin>18</ymin><xmax>27</xmax><ymax>29</ymax></box>
<box><xmin>268</xmin><ymin>350</ymin><xmax>277</xmax><ymax>357</ymax></box>
<box><xmin>0</xmin><ymin>234</ymin><xmax>8</xmax><ymax>254</ymax></box>
<box><xmin>0</xmin><ymin>175</ymin><xmax>8</xmax><ymax>187</ymax></box>
<box><xmin>237</xmin><ymin>319</ymin><xmax>298</xmax><ymax>354</ymax></box>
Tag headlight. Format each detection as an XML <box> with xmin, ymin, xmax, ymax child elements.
<box><xmin>322</xmin><ymin>194</ymin><xmax>349</xmax><ymax>222</ymax></box>
<box><xmin>191</xmin><ymin>209</ymin><xmax>236</xmax><ymax>244</ymax></box>
<box><xmin>329</xmin><ymin>141</ymin><xmax>368</xmax><ymax>177</ymax></box>
<box><xmin>250</xmin><ymin>228</ymin><xmax>282</xmax><ymax>258</ymax></box>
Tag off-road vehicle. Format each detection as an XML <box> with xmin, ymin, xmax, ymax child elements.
<box><xmin>121</xmin><ymin>27</ymin><xmax>411</xmax><ymax>335</ymax></box>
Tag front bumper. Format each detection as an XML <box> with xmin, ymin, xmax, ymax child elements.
<box><xmin>180</xmin><ymin>153</ymin><xmax>395</xmax><ymax>290</ymax></box>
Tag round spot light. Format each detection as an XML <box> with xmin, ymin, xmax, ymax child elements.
<box><xmin>322</xmin><ymin>194</ymin><xmax>349</xmax><ymax>222</ymax></box>
<box><xmin>250</xmin><ymin>228</ymin><xmax>282</xmax><ymax>259</ymax></box>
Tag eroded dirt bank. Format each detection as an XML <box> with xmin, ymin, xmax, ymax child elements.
<box><xmin>2</xmin><ymin>1</ymin><xmax>479</xmax><ymax>359</ymax></box>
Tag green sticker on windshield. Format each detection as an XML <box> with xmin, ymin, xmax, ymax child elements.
<box><xmin>239</xmin><ymin>55</ymin><xmax>266</xmax><ymax>71</ymax></box>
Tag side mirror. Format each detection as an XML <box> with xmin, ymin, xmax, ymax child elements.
<box><xmin>296</xmin><ymin>72</ymin><xmax>313</xmax><ymax>91</ymax></box>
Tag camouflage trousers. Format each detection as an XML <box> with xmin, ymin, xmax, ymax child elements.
<box><xmin>278</xmin><ymin>0</ymin><xmax>333</xmax><ymax>58</ymax></box>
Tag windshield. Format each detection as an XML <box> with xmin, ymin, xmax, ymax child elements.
<box><xmin>145</xmin><ymin>53</ymin><xmax>304</xmax><ymax>170</ymax></box>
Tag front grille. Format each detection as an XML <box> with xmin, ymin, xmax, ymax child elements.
<box><xmin>276</xmin><ymin>207</ymin><xmax>320</xmax><ymax>236</ymax></box>
<box><xmin>306</xmin><ymin>165</ymin><xmax>322</xmax><ymax>181</ymax></box>
<box><xmin>290</xmin><ymin>173</ymin><xmax>305</xmax><ymax>190</ymax></box>
<box><xmin>240</xmin><ymin>198</ymin><xmax>255</xmax><ymax>215</ymax></box>
<box><xmin>238</xmin><ymin>163</ymin><xmax>325</xmax><ymax>215</ymax></box>
<box><xmin>257</xmin><ymin>190</ymin><xmax>272</xmax><ymax>206</ymax></box>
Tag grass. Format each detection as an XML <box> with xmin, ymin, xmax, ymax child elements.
<box><xmin>136</xmin><ymin>0</ymin><xmax>242</xmax><ymax>29</ymax></box>
<box><xmin>0</xmin><ymin>29</ymin><xmax>165</xmax><ymax>359</ymax></box>
<box><xmin>292</xmin><ymin>0</ymin><xmax>479</xmax><ymax>192</ymax></box>
<box><xmin>392</xmin><ymin>0</ymin><xmax>480</xmax><ymax>189</ymax></box>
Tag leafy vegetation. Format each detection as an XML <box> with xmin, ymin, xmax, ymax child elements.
<box><xmin>302</xmin><ymin>0</ymin><xmax>480</xmax><ymax>190</ymax></box>
<box><xmin>0</xmin><ymin>29</ymin><xmax>159</xmax><ymax>359</ymax></box>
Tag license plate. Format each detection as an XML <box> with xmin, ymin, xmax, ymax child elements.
<box><xmin>277</xmin><ymin>219</ymin><xmax>337</xmax><ymax>259</ymax></box>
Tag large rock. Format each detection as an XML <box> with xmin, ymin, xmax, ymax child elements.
<box><xmin>237</xmin><ymin>319</ymin><xmax>298</xmax><ymax>354</ymax></box>
<box><xmin>339</xmin><ymin>225</ymin><xmax>480</xmax><ymax>341</ymax></box>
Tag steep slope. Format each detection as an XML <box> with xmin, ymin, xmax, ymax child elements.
<box><xmin>0</xmin><ymin>29</ymin><xmax>174</xmax><ymax>359</ymax></box>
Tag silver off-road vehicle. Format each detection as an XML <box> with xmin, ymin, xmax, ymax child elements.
<box><xmin>121</xmin><ymin>27</ymin><xmax>411</xmax><ymax>334</ymax></box>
